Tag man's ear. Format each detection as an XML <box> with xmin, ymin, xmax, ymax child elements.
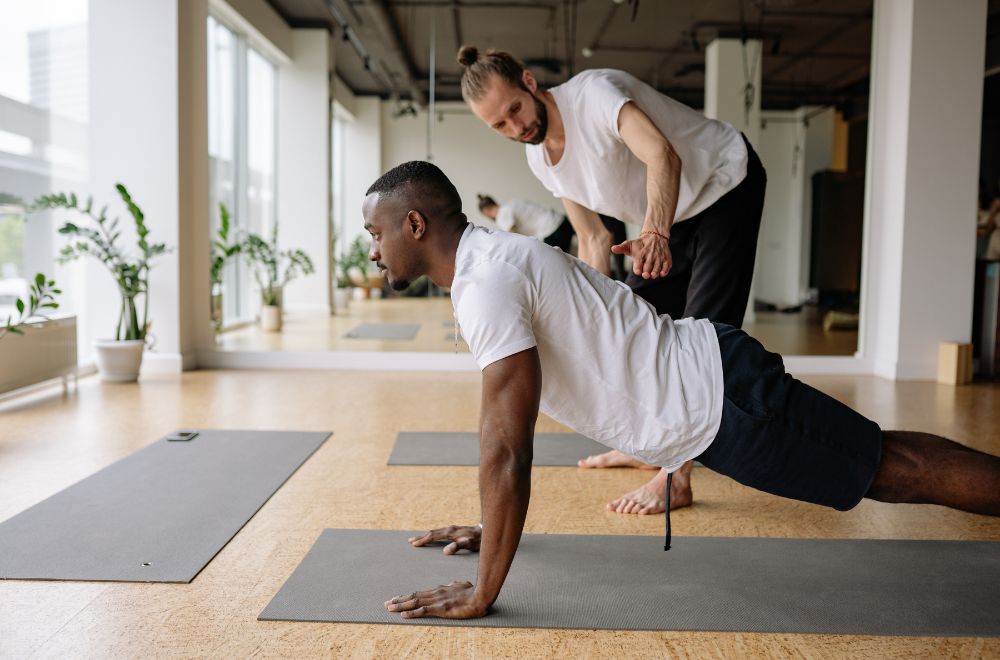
<box><xmin>522</xmin><ymin>69</ymin><xmax>537</xmax><ymax>93</ymax></box>
<box><xmin>406</xmin><ymin>210</ymin><xmax>427</xmax><ymax>239</ymax></box>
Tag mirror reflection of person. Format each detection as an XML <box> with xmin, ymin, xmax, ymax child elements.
<box><xmin>364</xmin><ymin>161</ymin><xmax>1000</xmax><ymax>622</ymax></box>
<box><xmin>477</xmin><ymin>194</ymin><xmax>628</xmax><ymax>279</ymax></box>
<box><xmin>458</xmin><ymin>46</ymin><xmax>767</xmax><ymax>515</ymax></box>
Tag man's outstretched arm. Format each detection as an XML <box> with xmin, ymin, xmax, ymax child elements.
<box><xmin>385</xmin><ymin>347</ymin><xmax>541</xmax><ymax>619</ymax></box>
<box><xmin>610</xmin><ymin>101</ymin><xmax>682</xmax><ymax>279</ymax></box>
<box><xmin>562</xmin><ymin>197</ymin><xmax>612</xmax><ymax>276</ymax></box>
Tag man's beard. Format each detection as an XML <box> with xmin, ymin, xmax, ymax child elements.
<box><xmin>515</xmin><ymin>93</ymin><xmax>548</xmax><ymax>145</ymax></box>
<box><xmin>390</xmin><ymin>277</ymin><xmax>411</xmax><ymax>292</ymax></box>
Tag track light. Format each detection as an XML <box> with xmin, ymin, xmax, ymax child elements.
<box><xmin>581</xmin><ymin>47</ymin><xmax>594</xmax><ymax>58</ymax></box>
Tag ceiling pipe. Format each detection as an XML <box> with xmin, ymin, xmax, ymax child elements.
<box><xmin>323</xmin><ymin>0</ymin><xmax>399</xmax><ymax>95</ymax></box>
<box><xmin>582</xmin><ymin>3</ymin><xmax>621</xmax><ymax>57</ymax></box>
<box><xmin>368</xmin><ymin>0</ymin><xmax>426</xmax><ymax>104</ymax></box>
<box><xmin>451</xmin><ymin>1</ymin><xmax>463</xmax><ymax>54</ymax></box>
<box><xmin>323</xmin><ymin>0</ymin><xmax>425</xmax><ymax>103</ymax></box>
<box><xmin>595</xmin><ymin>44</ymin><xmax>868</xmax><ymax>62</ymax></box>
<box><xmin>389</xmin><ymin>0</ymin><xmax>557</xmax><ymax>7</ymax></box>
<box><xmin>767</xmin><ymin>16</ymin><xmax>868</xmax><ymax>79</ymax></box>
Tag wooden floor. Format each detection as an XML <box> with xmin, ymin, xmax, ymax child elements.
<box><xmin>217</xmin><ymin>297</ymin><xmax>856</xmax><ymax>356</ymax></box>
<box><xmin>1</xmin><ymin>369</ymin><xmax>997</xmax><ymax>658</ymax></box>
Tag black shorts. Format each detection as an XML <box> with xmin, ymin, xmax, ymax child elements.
<box><xmin>696</xmin><ymin>323</ymin><xmax>883</xmax><ymax>511</ymax></box>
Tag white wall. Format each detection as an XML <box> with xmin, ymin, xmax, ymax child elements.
<box><xmin>755</xmin><ymin>113</ymin><xmax>802</xmax><ymax>308</ymax></box>
<box><xmin>380</xmin><ymin>101</ymin><xmax>556</xmax><ymax>226</ymax></box>
<box><xmin>754</xmin><ymin>107</ymin><xmax>834</xmax><ymax>308</ymax></box>
<box><xmin>862</xmin><ymin>0</ymin><xmax>986</xmax><ymax>379</ymax></box>
<box><xmin>800</xmin><ymin>107</ymin><xmax>835</xmax><ymax>298</ymax></box>
<box><xmin>336</xmin><ymin>96</ymin><xmax>383</xmax><ymax>256</ymax></box>
<box><xmin>90</xmin><ymin>0</ymin><xmax>187</xmax><ymax>369</ymax></box>
<box><xmin>277</xmin><ymin>29</ymin><xmax>331</xmax><ymax>313</ymax></box>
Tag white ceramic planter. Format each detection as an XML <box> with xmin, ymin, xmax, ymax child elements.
<box><xmin>260</xmin><ymin>304</ymin><xmax>282</xmax><ymax>332</ymax></box>
<box><xmin>94</xmin><ymin>339</ymin><xmax>145</xmax><ymax>383</ymax></box>
<box><xmin>333</xmin><ymin>288</ymin><xmax>350</xmax><ymax>312</ymax></box>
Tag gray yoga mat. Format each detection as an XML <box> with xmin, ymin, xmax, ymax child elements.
<box><xmin>344</xmin><ymin>323</ymin><xmax>420</xmax><ymax>340</ymax></box>
<box><xmin>389</xmin><ymin>432</ymin><xmax>611</xmax><ymax>466</ymax></box>
<box><xmin>0</xmin><ymin>429</ymin><xmax>330</xmax><ymax>583</ymax></box>
<box><xmin>259</xmin><ymin>529</ymin><xmax>1000</xmax><ymax>636</ymax></box>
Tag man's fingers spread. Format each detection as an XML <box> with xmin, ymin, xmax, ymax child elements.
<box><xmin>400</xmin><ymin>605</ymin><xmax>432</xmax><ymax>619</ymax></box>
<box><xmin>386</xmin><ymin>596</ymin><xmax>419</xmax><ymax>612</ymax></box>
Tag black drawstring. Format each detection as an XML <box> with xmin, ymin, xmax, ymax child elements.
<box><xmin>664</xmin><ymin>472</ymin><xmax>673</xmax><ymax>551</ymax></box>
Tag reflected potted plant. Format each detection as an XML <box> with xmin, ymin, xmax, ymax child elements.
<box><xmin>32</xmin><ymin>185</ymin><xmax>169</xmax><ymax>382</ymax></box>
<box><xmin>345</xmin><ymin>235</ymin><xmax>384</xmax><ymax>299</ymax></box>
<box><xmin>333</xmin><ymin>272</ymin><xmax>352</xmax><ymax>312</ymax></box>
<box><xmin>242</xmin><ymin>226</ymin><xmax>314</xmax><ymax>332</ymax></box>
<box><xmin>209</xmin><ymin>202</ymin><xmax>241</xmax><ymax>337</ymax></box>
<box><xmin>330</xmin><ymin>228</ymin><xmax>351</xmax><ymax>313</ymax></box>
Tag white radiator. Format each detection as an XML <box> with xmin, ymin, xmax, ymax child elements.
<box><xmin>0</xmin><ymin>315</ymin><xmax>78</xmax><ymax>395</ymax></box>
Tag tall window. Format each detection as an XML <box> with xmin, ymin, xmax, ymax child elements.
<box><xmin>0</xmin><ymin>1</ymin><xmax>88</xmax><ymax>331</ymax></box>
<box><xmin>207</xmin><ymin>14</ymin><xmax>277</xmax><ymax>326</ymax></box>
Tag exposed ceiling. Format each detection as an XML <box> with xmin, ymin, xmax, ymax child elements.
<box><xmin>265</xmin><ymin>0</ymin><xmax>998</xmax><ymax>118</ymax></box>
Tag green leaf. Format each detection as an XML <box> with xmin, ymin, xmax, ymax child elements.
<box><xmin>16</xmin><ymin>298</ymin><xmax>24</xmax><ymax>314</ymax></box>
<box><xmin>35</xmin><ymin>272</ymin><xmax>45</xmax><ymax>286</ymax></box>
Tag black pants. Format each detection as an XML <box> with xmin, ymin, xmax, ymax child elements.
<box><xmin>626</xmin><ymin>137</ymin><xmax>767</xmax><ymax>328</ymax></box>
<box><xmin>544</xmin><ymin>215</ymin><xmax>629</xmax><ymax>281</ymax></box>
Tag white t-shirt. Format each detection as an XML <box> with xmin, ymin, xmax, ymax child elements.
<box><xmin>495</xmin><ymin>198</ymin><xmax>564</xmax><ymax>240</ymax></box>
<box><xmin>526</xmin><ymin>69</ymin><xmax>748</xmax><ymax>226</ymax></box>
<box><xmin>451</xmin><ymin>224</ymin><xmax>723</xmax><ymax>470</ymax></box>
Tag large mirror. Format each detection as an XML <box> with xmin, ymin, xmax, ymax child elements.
<box><xmin>211</xmin><ymin>1</ymin><xmax>872</xmax><ymax>359</ymax></box>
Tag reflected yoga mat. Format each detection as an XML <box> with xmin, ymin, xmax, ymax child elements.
<box><xmin>344</xmin><ymin>323</ymin><xmax>420</xmax><ymax>340</ymax></box>
<box><xmin>388</xmin><ymin>432</ymin><xmax>610</xmax><ymax>466</ymax></box>
<box><xmin>0</xmin><ymin>429</ymin><xmax>330</xmax><ymax>583</ymax></box>
<box><xmin>259</xmin><ymin>529</ymin><xmax>1000</xmax><ymax>635</ymax></box>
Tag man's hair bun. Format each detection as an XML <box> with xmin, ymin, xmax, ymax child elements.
<box><xmin>457</xmin><ymin>45</ymin><xmax>479</xmax><ymax>67</ymax></box>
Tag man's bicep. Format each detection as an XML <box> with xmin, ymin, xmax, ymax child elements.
<box><xmin>481</xmin><ymin>348</ymin><xmax>542</xmax><ymax>441</ymax></box>
<box><xmin>617</xmin><ymin>101</ymin><xmax>673</xmax><ymax>165</ymax></box>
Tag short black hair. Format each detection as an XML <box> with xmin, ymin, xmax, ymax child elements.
<box><xmin>366</xmin><ymin>160</ymin><xmax>466</xmax><ymax>228</ymax></box>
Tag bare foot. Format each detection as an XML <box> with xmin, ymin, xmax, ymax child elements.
<box><xmin>577</xmin><ymin>449</ymin><xmax>659</xmax><ymax>470</ymax></box>
<box><xmin>607</xmin><ymin>462</ymin><xmax>694</xmax><ymax>514</ymax></box>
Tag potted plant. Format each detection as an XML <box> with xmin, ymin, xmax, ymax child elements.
<box><xmin>333</xmin><ymin>272</ymin><xmax>352</xmax><ymax>312</ymax></box>
<box><xmin>0</xmin><ymin>273</ymin><xmax>60</xmax><ymax>340</ymax></box>
<box><xmin>209</xmin><ymin>202</ymin><xmax>241</xmax><ymax>337</ymax></box>
<box><xmin>330</xmin><ymin>228</ymin><xmax>351</xmax><ymax>313</ymax></box>
<box><xmin>242</xmin><ymin>226</ymin><xmax>315</xmax><ymax>332</ymax></box>
<box><xmin>344</xmin><ymin>235</ymin><xmax>384</xmax><ymax>299</ymax></box>
<box><xmin>32</xmin><ymin>184</ymin><xmax>169</xmax><ymax>382</ymax></box>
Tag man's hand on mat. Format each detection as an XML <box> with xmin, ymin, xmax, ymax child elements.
<box><xmin>407</xmin><ymin>525</ymin><xmax>482</xmax><ymax>554</ymax></box>
<box><xmin>384</xmin><ymin>580</ymin><xmax>487</xmax><ymax>619</ymax></box>
<box><xmin>611</xmin><ymin>232</ymin><xmax>672</xmax><ymax>279</ymax></box>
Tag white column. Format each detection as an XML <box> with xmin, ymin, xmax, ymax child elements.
<box><xmin>90</xmin><ymin>0</ymin><xmax>209</xmax><ymax>372</ymax></box>
<box><xmin>704</xmin><ymin>38</ymin><xmax>762</xmax><ymax>147</ymax></box>
<box><xmin>277</xmin><ymin>29</ymin><xmax>333</xmax><ymax>313</ymax></box>
<box><xmin>705</xmin><ymin>38</ymin><xmax>762</xmax><ymax>322</ymax></box>
<box><xmin>862</xmin><ymin>0</ymin><xmax>986</xmax><ymax>379</ymax></box>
